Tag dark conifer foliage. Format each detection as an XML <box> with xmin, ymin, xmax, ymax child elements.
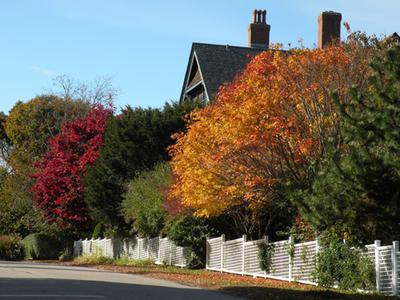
<box><xmin>84</xmin><ymin>100</ymin><xmax>202</xmax><ymax>235</ymax></box>
<box><xmin>293</xmin><ymin>44</ymin><xmax>400</xmax><ymax>242</ymax></box>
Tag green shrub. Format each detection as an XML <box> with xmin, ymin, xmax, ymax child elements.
<box><xmin>23</xmin><ymin>233</ymin><xmax>61</xmax><ymax>260</ymax></box>
<box><xmin>75</xmin><ymin>254</ymin><xmax>114</xmax><ymax>265</ymax></box>
<box><xmin>92</xmin><ymin>223</ymin><xmax>104</xmax><ymax>239</ymax></box>
<box><xmin>258</xmin><ymin>242</ymin><xmax>275</xmax><ymax>273</ymax></box>
<box><xmin>121</xmin><ymin>163</ymin><xmax>169</xmax><ymax>237</ymax></box>
<box><xmin>0</xmin><ymin>235</ymin><xmax>24</xmax><ymax>260</ymax></box>
<box><xmin>166</xmin><ymin>215</ymin><xmax>224</xmax><ymax>269</ymax></box>
<box><xmin>314</xmin><ymin>231</ymin><xmax>375</xmax><ymax>291</ymax></box>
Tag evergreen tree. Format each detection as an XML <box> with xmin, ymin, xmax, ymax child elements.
<box><xmin>293</xmin><ymin>44</ymin><xmax>400</xmax><ymax>242</ymax></box>
<box><xmin>84</xmin><ymin>100</ymin><xmax>201</xmax><ymax>235</ymax></box>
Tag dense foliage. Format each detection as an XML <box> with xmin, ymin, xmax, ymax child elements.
<box><xmin>169</xmin><ymin>46</ymin><xmax>373</xmax><ymax>237</ymax></box>
<box><xmin>0</xmin><ymin>96</ymin><xmax>91</xmax><ymax>237</ymax></box>
<box><xmin>314</xmin><ymin>231</ymin><xmax>375</xmax><ymax>291</ymax></box>
<box><xmin>0</xmin><ymin>235</ymin><xmax>24</xmax><ymax>260</ymax></box>
<box><xmin>32</xmin><ymin>105</ymin><xmax>111</xmax><ymax>231</ymax></box>
<box><xmin>23</xmin><ymin>233</ymin><xmax>62</xmax><ymax>260</ymax></box>
<box><xmin>258</xmin><ymin>242</ymin><xmax>275</xmax><ymax>273</ymax></box>
<box><xmin>293</xmin><ymin>43</ymin><xmax>400</xmax><ymax>242</ymax></box>
<box><xmin>166</xmin><ymin>215</ymin><xmax>222</xmax><ymax>268</ymax></box>
<box><xmin>84</xmin><ymin>100</ymin><xmax>202</xmax><ymax>234</ymax></box>
<box><xmin>4</xmin><ymin>95</ymin><xmax>89</xmax><ymax>173</ymax></box>
<box><xmin>121</xmin><ymin>163</ymin><xmax>170</xmax><ymax>237</ymax></box>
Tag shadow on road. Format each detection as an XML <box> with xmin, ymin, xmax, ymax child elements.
<box><xmin>0</xmin><ymin>278</ymin><xmax>242</xmax><ymax>300</ymax></box>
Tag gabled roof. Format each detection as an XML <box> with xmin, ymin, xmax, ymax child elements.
<box><xmin>180</xmin><ymin>43</ymin><xmax>264</xmax><ymax>102</ymax></box>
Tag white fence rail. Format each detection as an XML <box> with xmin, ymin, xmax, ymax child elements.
<box><xmin>206</xmin><ymin>235</ymin><xmax>400</xmax><ymax>296</ymax></box>
<box><xmin>74</xmin><ymin>237</ymin><xmax>188</xmax><ymax>267</ymax></box>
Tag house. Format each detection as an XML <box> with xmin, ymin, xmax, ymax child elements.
<box><xmin>179</xmin><ymin>10</ymin><xmax>342</xmax><ymax>103</ymax></box>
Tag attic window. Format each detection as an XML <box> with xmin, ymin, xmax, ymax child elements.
<box><xmin>186</xmin><ymin>56</ymin><xmax>202</xmax><ymax>90</ymax></box>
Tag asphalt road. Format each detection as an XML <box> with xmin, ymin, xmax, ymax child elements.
<box><xmin>0</xmin><ymin>261</ymin><xmax>243</xmax><ymax>300</ymax></box>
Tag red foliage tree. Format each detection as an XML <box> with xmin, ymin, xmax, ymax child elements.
<box><xmin>31</xmin><ymin>105</ymin><xmax>111</xmax><ymax>231</ymax></box>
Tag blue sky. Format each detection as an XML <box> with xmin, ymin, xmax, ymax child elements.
<box><xmin>0</xmin><ymin>0</ymin><xmax>399</xmax><ymax>113</ymax></box>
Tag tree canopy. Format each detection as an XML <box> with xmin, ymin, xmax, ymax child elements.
<box><xmin>32</xmin><ymin>105</ymin><xmax>111</xmax><ymax>231</ymax></box>
<box><xmin>292</xmin><ymin>44</ymin><xmax>400</xmax><ymax>242</ymax></box>
<box><xmin>84</xmin><ymin>100</ymin><xmax>202</xmax><ymax>234</ymax></box>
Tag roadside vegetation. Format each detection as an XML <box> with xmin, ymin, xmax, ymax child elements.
<box><xmin>0</xmin><ymin>32</ymin><xmax>399</xmax><ymax>297</ymax></box>
<box><xmin>62</xmin><ymin>257</ymin><xmax>394</xmax><ymax>300</ymax></box>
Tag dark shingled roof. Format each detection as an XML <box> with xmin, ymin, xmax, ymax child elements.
<box><xmin>180</xmin><ymin>43</ymin><xmax>264</xmax><ymax>102</ymax></box>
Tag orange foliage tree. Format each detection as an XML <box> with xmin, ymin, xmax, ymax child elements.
<box><xmin>169</xmin><ymin>46</ymin><xmax>373</xmax><ymax>235</ymax></box>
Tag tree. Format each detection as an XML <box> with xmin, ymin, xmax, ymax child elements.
<box><xmin>31</xmin><ymin>105</ymin><xmax>111</xmax><ymax>231</ymax></box>
<box><xmin>121</xmin><ymin>162</ymin><xmax>170</xmax><ymax>237</ymax></box>
<box><xmin>0</xmin><ymin>112</ymin><xmax>10</xmax><ymax>164</ymax></box>
<box><xmin>0</xmin><ymin>96</ymin><xmax>90</xmax><ymax>236</ymax></box>
<box><xmin>0</xmin><ymin>171</ymin><xmax>60</xmax><ymax>237</ymax></box>
<box><xmin>169</xmin><ymin>45</ymin><xmax>374</xmax><ymax>237</ymax></box>
<box><xmin>51</xmin><ymin>75</ymin><xmax>118</xmax><ymax>105</ymax></box>
<box><xmin>84</xmin><ymin>100</ymin><xmax>201</xmax><ymax>234</ymax></box>
<box><xmin>1</xmin><ymin>76</ymin><xmax>117</xmax><ymax>237</ymax></box>
<box><xmin>292</xmin><ymin>44</ymin><xmax>400</xmax><ymax>242</ymax></box>
<box><xmin>4</xmin><ymin>95</ymin><xmax>90</xmax><ymax>174</ymax></box>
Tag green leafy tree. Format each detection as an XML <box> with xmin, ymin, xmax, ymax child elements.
<box><xmin>0</xmin><ymin>172</ymin><xmax>60</xmax><ymax>237</ymax></box>
<box><xmin>84</xmin><ymin>100</ymin><xmax>201</xmax><ymax>234</ymax></box>
<box><xmin>293</xmin><ymin>44</ymin><xmax>400</xmax><ymax>242</ymax></box>
<box><xmin>0</xmin><ymin>96</ymin><xmax>89</xmax><ymax>237</ymax></box>
<box><xmin>121</xmin><ymin>162</ymin><xmax>170</xmax><ymax>237</ymax></box>
<box><xmin>5</xmin><ymin>95</ymin><xmax>89</xmax><ymax>173</ymax></box>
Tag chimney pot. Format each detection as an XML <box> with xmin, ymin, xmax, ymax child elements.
<box><xmin>252</xmin><ymin>10</ymin><xmax>257</xmax><ymax>23</ymax></box>
<box><xmin>318</xmin><ymin>11</ymin><xmax>342</xmax><ymax>49</ymax></box>
<box><xmin>248</xmin><ymin>9</ymin><xmax>270</xmax><ymax>49</ymax></box>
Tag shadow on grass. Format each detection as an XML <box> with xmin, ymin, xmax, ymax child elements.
<box><xmin>220</xmin><ymin>286</ymin><xmax>397</xmax><ymax>300</ymax></box>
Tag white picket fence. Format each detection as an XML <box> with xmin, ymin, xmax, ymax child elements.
<box><xmin>73</xmin><ymin>236</ymin><xmax>188</xmax><ymax>267</ymax></box>
<box><xmin>206</xmin><ymin>235</ymin><xmax>400</xmax><ymax>296</ymax></box>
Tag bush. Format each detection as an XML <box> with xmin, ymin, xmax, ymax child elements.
<box><xmin>23</xmin><ymin>233</ymin><xmax>61</xmax><ymax>260</ymax></box>
<box><xmin>166</xmin><ymin>215</ymin><xmax>223</xmax><ymax>269</ymax></box>
<box><xmin>258</xmin><ymin>242</ymin><xmax>275</xmax><ymax>273</ymax></box>
<box><xmin>314</xmin><ymin>231</ymin><xmax>375</xmax><ymax>291</ymax></box>
<box><xmin>0</xmin><ymin>235</ymin><xmax>24</xmax><ymax>260</ymax></box>
<box><xmin>121</xmin><ymin>163</ymin><xmax>169</xmax><ymax>237</ymax></box>
<box><xmin>92</xmin><ymin>223</ymin><xmax>104</xmax><ymax>239</ymax></box>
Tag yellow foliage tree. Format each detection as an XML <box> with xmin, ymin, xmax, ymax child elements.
<box><xmin>169</xmin><ymin>46</ymin><xmax>375</xmax><ymax>225</ymax></box>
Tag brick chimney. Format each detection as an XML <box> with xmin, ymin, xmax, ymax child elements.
<box><xmin>248</xmin><ymin>9</ymin><xmax>270</xmax><ymax>49</ymax></box>
<box><xmin>318</xmin><ymin>11</ymin><xmax>342</xmax><ymax>49</ymax></box>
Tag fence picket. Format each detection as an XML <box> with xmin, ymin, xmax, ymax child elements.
<box><xmin>74</xmin><ymin>236</ymin><xmax>187</xmax><ymax>267</ymax></box>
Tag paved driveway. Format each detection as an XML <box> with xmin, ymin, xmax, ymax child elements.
<box><xmin>0</xmin><ymin>261</ymin><xmax>243</xmax><ymax>300</ymax></box>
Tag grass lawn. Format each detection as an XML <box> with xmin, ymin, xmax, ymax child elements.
<box><xmin>53</xmin><ymin>257</ymin><xmax>396</xmax><ymax>300</ymax></box>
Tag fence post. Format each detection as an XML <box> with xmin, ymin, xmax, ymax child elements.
<box><xmin>220</xmin><ymin>234</ymin><xmax>225</xmax><ymax>272</ymax></box>
<box><xmin>375</xmin><ymin>240</ymin><xmax>381</xmax><ymax>293</ymax></box>
<box><xmin>157</xmin><ymin>236</ymin><xmax>161</xmax><ymax>263</ymax></box>
<box><xmin>169</xmin><ymin>238</ymin><xmax>172</xmax><ymax>265</ymax></box>
<box><xmin>288</xmin><ymin>235</ymin><xmax>294</xmax><ymax>282</ymax></box>
<box><xmin>392</xmin><ymin>241</ymin><xmax>399</xmax><ymax>296</ymax></box>
<box><xmin>206</xmin><ymin>236</ymin><xmax>209</xmax><ymax>269</ymax></box>
<box><xmin>147</xmin><ymin>237</ymin><xmax>150</xmax><ymax>259</ymax></box>
<box><xmin>242</xmin><ymin>235</ymin><xmax>247</xmax><ymax>275</ymax></box>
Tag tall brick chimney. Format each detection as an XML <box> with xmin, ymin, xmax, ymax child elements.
<box><xmin>248</xmin><ymin>9</ymin><xmax>270</xmax><ymax>49</ymax></box>
<box><xmin>318</xmin><ymin>11</ymin><xmax>342</xmax><ymax>49</ymax></box>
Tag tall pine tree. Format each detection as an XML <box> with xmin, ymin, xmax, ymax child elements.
<box><xmin>294</xmin><ymin>43</ymin><xmax>400</xmax><ymax>242</ymax></box>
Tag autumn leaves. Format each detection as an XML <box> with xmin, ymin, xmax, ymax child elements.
<box><xmin>169</xmin><ymin>47</ymin><xmax>368</xmax><ymax>223</ymax></box>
